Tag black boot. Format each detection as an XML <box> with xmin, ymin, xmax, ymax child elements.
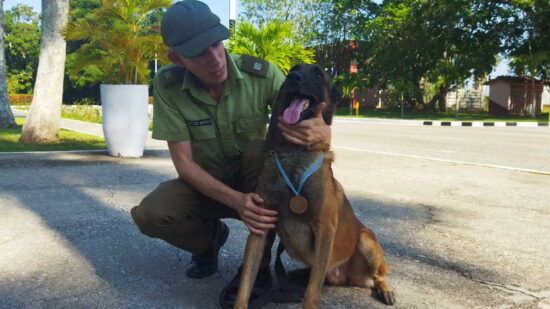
<box><xmin>186</xmin><ymin>220</ymin><xmax>229</xmax><ymax>278</ymax></box>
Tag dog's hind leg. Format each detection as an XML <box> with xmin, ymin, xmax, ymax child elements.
<box><xmin>357</xmin><ymin>230</ymin><xmax>395</xmax><ymax>305</ymax></box>
<box><xmin>234</xmin><ymin>231</ymin><xmax>271</xmax><ymax>309</ymax></box>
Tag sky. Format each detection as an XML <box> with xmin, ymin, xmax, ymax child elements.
<box><xmin>4</xmin><ymin>0</ymin><xmax>511</xmax><ymax>78</ymax></box>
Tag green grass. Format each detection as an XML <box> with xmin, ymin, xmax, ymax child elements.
<box><xmin>61</xmin><ymin>105</ymin><xmax>102</xmax><ymax>123</ymax></box>
<box><xmin>0</xmin><ymin>118</ymin><xmax>107</xmax><ymax>152</ymax></box>
<box><xmin>336</xmin><ymin>107</ymin><xmax>550</xmax><ymax>122</ymax></box>
<box><xmin>17</xmin><ymin>105</ymin><xmax>155</xmax><ymax>129</ymax></box>
<box><xmin>60</xmin><ymin>105</ymin><xmax>155</xmax><ymax>129</ymax></box>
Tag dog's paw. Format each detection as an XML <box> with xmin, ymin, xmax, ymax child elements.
<box><xmin>374</xmin><ymin>288</ymin><xmax>396</xmax><ymax>306</ymax></box>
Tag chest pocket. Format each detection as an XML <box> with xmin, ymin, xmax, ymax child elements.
<box><xmin>188</xmin><ymin>124</ymin><xmax>216</xmax><ymax>140</ymax></box>
<box><xmin>236</xmin><ymin>115</ymin><xmax>269</xmax><ymax>134</ymax></box>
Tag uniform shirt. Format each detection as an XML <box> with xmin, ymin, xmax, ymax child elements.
<box><xmin>152</xmin><ymin>52</ymin><xmax>285</xmax><ymax>170</ymax></box>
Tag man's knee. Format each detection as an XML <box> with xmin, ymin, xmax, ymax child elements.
<box><xmin>130</xmin><ymin>179</ymin><xmax>193</xmax><ymax>238</ymax></box>
<box><xmin>131</xmin><ymin>200</ymin><xmax>166</xmax><ymax>238</ymax></box>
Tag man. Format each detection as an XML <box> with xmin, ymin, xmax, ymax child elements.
<box><xmin>131</xmin><ymin>0</ymin><xmax>330</xmax><ymax>301</ymax></box>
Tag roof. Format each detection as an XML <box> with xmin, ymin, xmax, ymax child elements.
<box><xmin>484</xmin><ymin>76</ymin><xmax>550</xmax><ymax>85</ymax></box>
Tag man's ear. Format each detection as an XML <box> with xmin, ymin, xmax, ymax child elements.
<box><xmin>168</xmin><ymin>51</ymin><xmax>185</xmax><ymax>67</ymax></box>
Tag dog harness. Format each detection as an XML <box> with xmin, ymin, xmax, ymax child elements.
<box><xmin>271</xmin><ymin>151</ymin><xmax>325</xmax><ymax>214</ymax></box>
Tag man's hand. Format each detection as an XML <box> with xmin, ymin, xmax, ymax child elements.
<box><xmin>235</xmin><ymin>193</ymin><xmax>278</xmax><ymax>235</ymax></box>
<box><xmin>277</xmin><ymin>102</ymin><xmax>331</xmax><ymax>149</ymax></box>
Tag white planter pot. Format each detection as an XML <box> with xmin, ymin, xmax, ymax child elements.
<box><xmin>100</xmin><ymin>84</ymin><xmax>149</xmax><ymax>157</ymax></box>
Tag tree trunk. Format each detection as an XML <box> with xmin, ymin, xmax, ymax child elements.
<box><xmin>20</xmin><ymin>0</ymin><xmax>69</xmax><ymax>143</ymax></box>
<box><xmin>0</xmin><ymin>0</ymin><xmax>17</xmax><ymax>129</ymax></box>
<box><xmin>427</xmin><ymin>84</ymin><xmax>450</xmax><ymax>112</ymax></box>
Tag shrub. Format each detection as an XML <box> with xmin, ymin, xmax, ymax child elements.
<box><xmin>61</xmin><ymin>103</ymin><xmax>102</xmax><ymax>124</ymax></box>
<box><xmin>8</xmin><ymin>94</ymin><xmax>33</xmax><ymax>106</ymax></box>
<box><xmin>64</xmin><ymin>0</ymin><xmax>171</xmax><ymax>85</ymax></box>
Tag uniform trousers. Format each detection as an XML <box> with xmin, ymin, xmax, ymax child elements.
<box><xmin>131</xmin><ymin>140</ymin><xmax>265</xmax><ymax>255</ymax></box>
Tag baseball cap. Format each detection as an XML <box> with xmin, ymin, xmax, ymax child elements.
<box><xmin>161</xmin><ymin>0</ymin><xmax>230</xmax><ymax>58</ymax></box>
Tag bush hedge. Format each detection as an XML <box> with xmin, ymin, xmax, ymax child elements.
<box><xmin>8</xmin><ymin>94</ymin><xmax>154</xmax><ymax>105</ymax></box>
<box><xmin>9</xmin><ymin>94</ymin><xmax>33</xmax><ymax>106</ymax></box>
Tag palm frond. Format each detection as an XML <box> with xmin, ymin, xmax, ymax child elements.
<box><xmin>66</xmin><ymin>0</ymin><xmax>170</xmax><ymax>84</ymax></box>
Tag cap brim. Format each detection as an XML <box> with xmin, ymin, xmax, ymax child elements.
<box><xmin>173</xmin><ymin>24</ymin><xmax>230</xmax><ymax>58</ymax></box>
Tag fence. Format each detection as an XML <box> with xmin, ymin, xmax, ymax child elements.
<box><xmin>446</xmin><ymin>90</ymin><xmax>484</xmax><ymax>111</ymax></box>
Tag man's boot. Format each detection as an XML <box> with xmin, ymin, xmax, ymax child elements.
<box><xmin>186</xmin><ymin>220</ymin><xmax>229</xmax><ymax>278</ymax></box>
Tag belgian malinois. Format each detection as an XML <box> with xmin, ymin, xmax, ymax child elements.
<box><xmin>234</xmin><ymin>63</ymin><xmax>395</xmax><ymax>308</ymax></box>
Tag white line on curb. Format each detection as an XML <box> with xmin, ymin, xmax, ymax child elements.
<box><xmin>334</xmin><ymin>146</ymin><xmax>550</xmax><ymax>175</ymax></box>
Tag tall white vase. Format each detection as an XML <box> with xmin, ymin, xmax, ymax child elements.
<box><xmin>100</xmin><ymin>84</ymin><xmax>149</xmax><ymax>157</ymax></box>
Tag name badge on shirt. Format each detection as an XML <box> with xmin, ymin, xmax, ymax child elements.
<box><xmin>187</xmin><ymin>119</ymin><xmax>213</xmax><ymax>126</ymax></box>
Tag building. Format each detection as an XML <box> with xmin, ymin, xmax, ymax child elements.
<box><xmin>484</xmin><ymin>76</ymin><xmax>550</xmax><ymax>116</ymax></box>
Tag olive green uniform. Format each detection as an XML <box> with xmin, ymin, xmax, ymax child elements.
<box><xmin>131</xmin><ymin>53</ymin><xmax>285</xmax><ymax>254</ymax></box>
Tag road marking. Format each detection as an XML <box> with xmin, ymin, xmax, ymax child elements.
<box><xmin>335</xmin><ymin>146</ymin><xmax>550</xmax><ymax>175</ymax></box>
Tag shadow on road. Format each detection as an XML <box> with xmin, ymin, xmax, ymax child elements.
<box><xmin>0</xmin><ymin>151</ymin><xmax>500</xmax><ymax>308</ymax></box>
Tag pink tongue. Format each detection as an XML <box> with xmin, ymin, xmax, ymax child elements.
<box><xmin>283</xmin><ymin>98</ymin><xmax>309</xmax><ymax>124</ymax></box>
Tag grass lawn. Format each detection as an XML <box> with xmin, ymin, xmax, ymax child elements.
<box><xmin>335</xmin><ymin>107</ymin><xmax>550</xmax><ymax>122</ymax></box>
<box><xmin>61</xmin><ymin>105</ymin><xmax>102</xmax><ymax>123</ymax></box>
<box><xmin>0</xmin><ymin>118</ymin><xmax>107</xmax><ymax>152</ymax></box>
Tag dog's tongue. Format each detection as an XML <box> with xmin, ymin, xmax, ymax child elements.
<box><xmin>283</xmin><ymin>98</ymin><xmax>309</xmax><ymax>125</ymax></box>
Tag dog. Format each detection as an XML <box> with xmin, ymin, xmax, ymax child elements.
<box><xmin>234</xmin><ymin>63</ymin><xmax>395</xmax><ymax>309</ymax></box>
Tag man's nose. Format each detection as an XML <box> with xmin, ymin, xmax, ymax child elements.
<box><xmin>203</xmin><ymin>46</ymin><xmax>221</xmax><ymax>64</ymax></box>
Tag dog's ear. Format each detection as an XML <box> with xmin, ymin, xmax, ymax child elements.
<box><xmin>322</xmin><ymin>84</ymin><xmax>342</xmax><ymax>125</ymax></box>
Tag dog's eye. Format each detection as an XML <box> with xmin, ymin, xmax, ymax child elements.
<box><xmin>315</xmin><ymin>71</ymin><xmax>324</xmax><ymax>79</ymax></box>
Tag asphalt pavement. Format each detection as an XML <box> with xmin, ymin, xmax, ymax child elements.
<box><xmin>1</xmin><ymin>113</ymin><xmax>549</xmax><ymax>308</ymax></box>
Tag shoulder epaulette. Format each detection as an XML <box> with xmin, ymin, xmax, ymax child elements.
<box><xmin>239</xmin><ymin>55</ymin><xmax>269</xmax><ymax>78</ymax></box>
<box><xmin>159</xmin><ymin>65</ymin><xmax>187</xmax><ymax>88</ymax></box>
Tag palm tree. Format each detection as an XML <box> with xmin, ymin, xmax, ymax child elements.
<box><xmin>20</xmin><ymin>0</ymin><xmax>70</xmax><ymax>143</ymax></box>
<box><xmin>64</xmin><ymin>0</ymin><xmax>171</xmax><ymax>85</ymax></box>
<box><xmin>0</xmin><ymin>0</ymin><xmax>17</xmax><ymax>129</ymax></box>
<box><xmin>227</xmin><ymin>20</ymin><xmax>315</xmax><ymax>74</ymax></box>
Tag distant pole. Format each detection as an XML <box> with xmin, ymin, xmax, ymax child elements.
<box><xmin>455</xmin><ymin>88</ymin><xmax>459</xmax><ymax>119</ymax></box>
<box><xmin>400</xmin><ymin>93</ymin><xmax>404</xmax><ymax>118</ymax></box>
<box><xmin>229</xmin><ymin>0</ymin><xmax>236</xmax><ymax>37</ymax></box>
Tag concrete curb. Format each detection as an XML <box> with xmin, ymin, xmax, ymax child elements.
<box><xmin>334</xmin><ymin>117</ymin><xmax>549</xmax><ymax>127</ymax></box>
<box><xmin>422</xmin><ymin>121</ymin><xmax>550</xmax><ymax>127</ymax></box>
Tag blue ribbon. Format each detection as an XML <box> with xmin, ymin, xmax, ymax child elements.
<box><xmin>272</xmin><ymin>151</ymin><xmax>325</xmax><ymax>196</ymax></box>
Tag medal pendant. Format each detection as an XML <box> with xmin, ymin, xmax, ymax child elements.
<box><xmin>290</xmin><ymin>195</ymin><xmax>308</xmax><ymax>214</ymax></box>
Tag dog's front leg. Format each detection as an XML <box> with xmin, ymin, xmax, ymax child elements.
<box><xmin>234</xmin><ymin>232</ymin><xmax>268</xmax><ymax>309</ymax></box>
<box><xmin>302</xmin><ymin>223</ymin><xmax>336</xmax><ymax>309</ymax></box>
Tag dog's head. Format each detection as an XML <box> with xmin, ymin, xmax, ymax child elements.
<box><xmin>276</xmin><ymin>63</ymin><xmax>341</xmax><ymax>126</ymax></box>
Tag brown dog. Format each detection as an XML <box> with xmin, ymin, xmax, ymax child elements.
<box><xmin>234</xmin><ymin>63</ymin><xmax>395</xmax><ymax>309</ymax></box>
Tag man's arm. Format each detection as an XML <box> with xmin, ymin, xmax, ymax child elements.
<box><xmin>167</xmin><ymin>141</ymin><xmax>277</xmax><ymax>235</ymax></box>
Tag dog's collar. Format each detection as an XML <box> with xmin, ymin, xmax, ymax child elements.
<box><xmin>271</xmin><ymin>151</ymin><xmax>325</xmax><ymax>196</ymax></box>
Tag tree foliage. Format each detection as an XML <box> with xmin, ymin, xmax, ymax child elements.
<box><xmin>3</xmin><ymin>4</ymin><xmax>40</xmax><ymax>94</ymax></box>
<box><xmin>507</xmin><ymin>0</ymin><xmax>550</xmax><ymax>80</ymax></box>
<box><xmin>240</xmin><ymin>0</ymin><xmax>548</xmax><ymax>111</ymax></box>
<box><xmin>355</xmin><ymin>0</ymin><xmax>514</xmax><ymax>110</ymax></box>
<box><xmin>239</xmin><ymin>0</ymin><xmax>320</xmax><ymax>42</ymax></box>
<box><xmin>64</xmin><ymin>0</ymin><xmax>171</xmax><ymax>85</ymax></box>
<box><xmin>226</xmin><ymin>20</ymin><xmax>314</xmax><ymax>74</ymax></box>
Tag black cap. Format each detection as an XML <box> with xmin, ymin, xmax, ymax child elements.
<box><xmin>161</xmin><ymin>0</ymin><xmax>230</xmax><ymax>58</ymax></box>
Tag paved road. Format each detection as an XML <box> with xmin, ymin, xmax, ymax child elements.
<box><xmin>1</xmin><ymin>120</ymin><xmax>549</xmax><ymax>308</ymax></box>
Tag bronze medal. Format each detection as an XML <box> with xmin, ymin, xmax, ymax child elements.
<box><xmin>290</xmin><ymin>195</ymin><xmax>308</xmax><ymax>214</ymax></box>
